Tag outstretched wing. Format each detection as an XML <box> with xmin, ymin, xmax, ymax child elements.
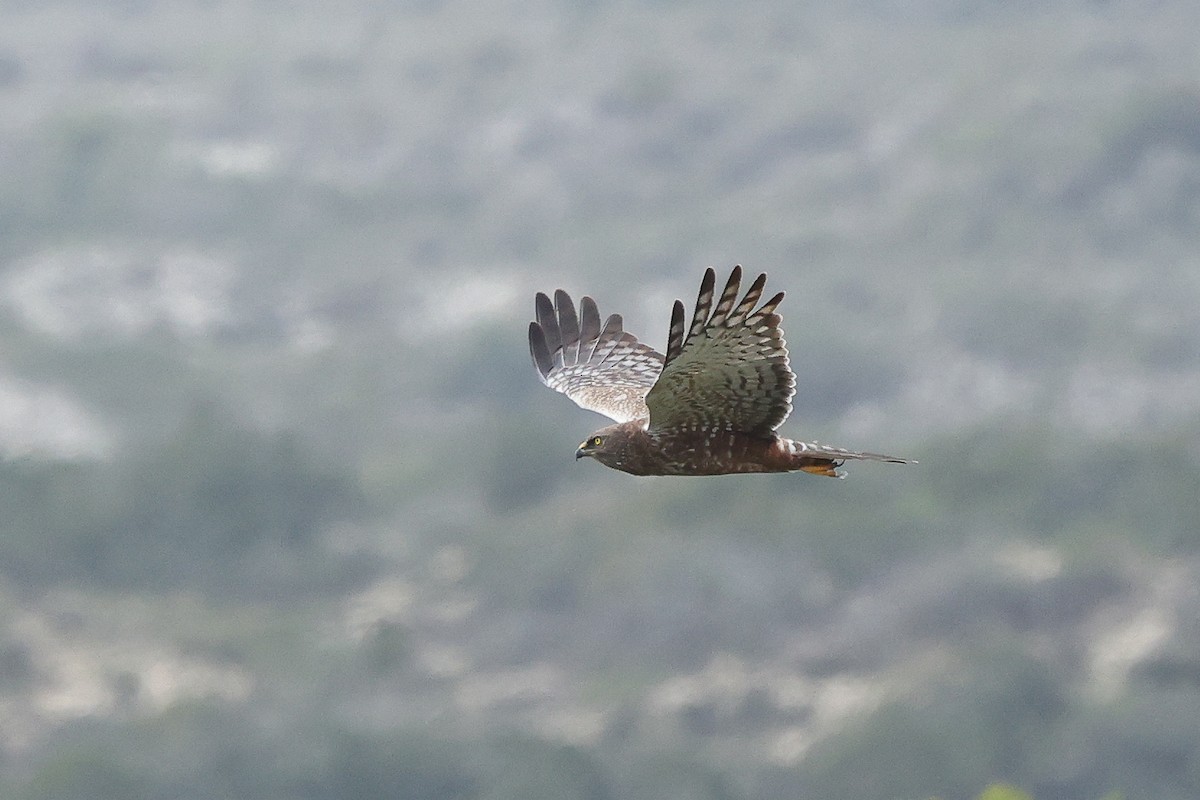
<box><xmin>529</xmin><ymin>289</ymin><xmax>664</xmax><ymax>423</ymax></box>
<box><xmin>644</xmin><ymin>266</ymin><xmax>795</xmax><ymax>436</ymax></box>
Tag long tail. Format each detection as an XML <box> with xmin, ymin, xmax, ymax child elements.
<box><xmin>782</xmin><ymin>438</ymin><xmax>915</xmax><ymax>478</ymax></box>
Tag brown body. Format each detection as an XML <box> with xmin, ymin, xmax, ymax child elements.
<box><xmin>577</xmin><ymin>420</ymin><xmax>900</xmax><ymax>478</ymax></box>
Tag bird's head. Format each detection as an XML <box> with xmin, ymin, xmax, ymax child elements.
<box><xmin>574</xmin><ymin>421</ymin><xmax>645</xmax><ymax>470</ymax></box>
<box><xmin>575</xmin><ymin>433</ymin><xmax>606</xmax><ymax>460</ymax></box>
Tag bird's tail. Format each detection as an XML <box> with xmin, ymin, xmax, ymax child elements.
<box><xmin>781</xmin><ymin>438</ymin><xmax>915</xmax><ymax>478</ymax></box>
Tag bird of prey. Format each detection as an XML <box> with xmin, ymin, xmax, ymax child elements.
<box><xmin>528</xmin><ymin>266</ymin><xmax>913</xmax><ymax>477</ymax></box>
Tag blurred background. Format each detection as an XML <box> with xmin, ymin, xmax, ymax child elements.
<box><xmin>0</xmin><ymin>1</ymin><xmax>1198</xmax><ymax>798</ymax></box>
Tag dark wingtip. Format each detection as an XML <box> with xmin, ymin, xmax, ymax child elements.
<box><xmin>665</xmin><ymin>299</ymin><xmax>686</xmax><ymax>363</ymax></box>
<box><xmin>760</xmin><ymin>290</ymin><xmax>785</xmax><ymax>316</ymax></box>
<box><xmin>528</xmin><ymin>321</ymin><xmax>553</xmax><ymax>378</ymax></box>
<box><xmin>578</xmin><ymin>295</ymin><xmax>601</xmax><ymax>350</ymax></box>
<box><xmin>553</xmin><ymin>289</ymin><xmax>580</xmax><ymax>359</ymax></box>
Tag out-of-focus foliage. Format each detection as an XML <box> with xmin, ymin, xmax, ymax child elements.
<box><xmin>978</xmin><ymin>785</ymin><xmax>1035</xmax><ymax>800</ymax></box>
<box><xmin>0</xmin><ymin>1</ymin><xmax>1198</xmax><ymax>799</ymax></box>
<box><xmin>0</xmin><ymin>406</ymin><xmax>365</xmax><ymax>593</ymax></box>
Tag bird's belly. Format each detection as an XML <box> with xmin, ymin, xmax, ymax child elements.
<box><xmin>643</xmin><ymin>432</ymin><xmax>782</xmax><ymax>476</ymax></box>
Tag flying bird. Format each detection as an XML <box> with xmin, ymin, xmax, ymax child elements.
<box><xmin>528</xmin><ymin>266</ymin><xmax>913</xmax><ymax>477</ymax></box>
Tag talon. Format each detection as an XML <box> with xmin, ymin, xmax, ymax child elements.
<box><xmin>800</xmin><ymin>461</ymin><xmax>841</xmax><ymax>477</ymax></box>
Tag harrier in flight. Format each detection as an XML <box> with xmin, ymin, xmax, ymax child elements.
<box><xmin>529</xmin><ymin>267</ymin><xmax>912</xmax><ymax>477</ymax></box>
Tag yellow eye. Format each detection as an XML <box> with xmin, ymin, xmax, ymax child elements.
<box><xmin>591</xmin><ymin>436</ymin><xmax>603</xmax><ymax>447</ymax></box>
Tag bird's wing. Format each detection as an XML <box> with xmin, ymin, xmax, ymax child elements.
<box><xmin>529</xmin><ymin>289</ymin><xmax>664</xmax><ymax>423</ymax></box>
<box><xmin>644</xmin><ymin>266</ymin><xmax>794</xmax><ymax>436</ymax></box>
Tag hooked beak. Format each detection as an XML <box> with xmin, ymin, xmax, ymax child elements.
<box><xmin>575</xmin><ymin>446</ymin><xmax>587</xmax><ymax>460</ymax></box>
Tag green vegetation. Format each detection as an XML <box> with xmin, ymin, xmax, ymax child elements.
<box><xmin>0</xmin><ymin>0</ymin><xmax>1198</xmax><ymax>798</ymax></box>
